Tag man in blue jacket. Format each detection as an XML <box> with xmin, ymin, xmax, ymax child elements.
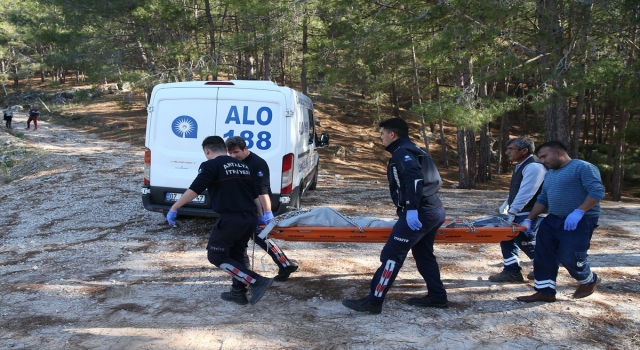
<box><xmin>517</xmin><ymin>141</ymin><xmax>605</xmax><ymax>302</ymax></box>
<box><xmin>342</xmin><ymin>117</ymin><xmax>448</xmax><ymax>314</ymax></box>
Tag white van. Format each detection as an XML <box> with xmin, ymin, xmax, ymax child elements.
<box><xmin>141</xmin><ymin>80</ymin><xmax>330</xmax><ymax>217</ymax></box>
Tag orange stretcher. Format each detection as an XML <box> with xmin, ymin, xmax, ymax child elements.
<box><xmin>264</xmin><ymin>220</ymin><xmax>524</xmax><ymax>244</ymax></box>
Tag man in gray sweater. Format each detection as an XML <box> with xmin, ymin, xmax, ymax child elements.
<box><xmin>517</xmin><ymin>141</ymin><xmax>605</xmax><ymax>302</ymax></box>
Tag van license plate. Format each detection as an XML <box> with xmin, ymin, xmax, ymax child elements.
<box><xmin>165</xmin><ymin>192</ymin><xmax>206</xmax><ymax>204</ymax></box>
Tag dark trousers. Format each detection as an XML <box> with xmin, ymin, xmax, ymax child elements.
<box><xmin>366</xmin><ymin>206</ymin><xmax>447</xmax><ymax>304</ymax></box>
<box><xmin>499</xmin><ymin>214</ymin><xmax>537</xmax><ymax>273</ymax></box>
<box><xmin>250</xmin><ymin>234</ymin><xmax>293</xmax><ymax>269</ymax></box>
<box><xmin>533</xmin><ymin>214</ymin><xmax>598</xmax><ymax>296</ymax></box>
<box><xmin>5</xmin><ymin>117</ymin><xmax>11</xmax><ymax>128</ymax></box>
<box><xmin>206</xmin><ymin>212</ymin><xmax>262</xmax><ymax>292</ymax></box>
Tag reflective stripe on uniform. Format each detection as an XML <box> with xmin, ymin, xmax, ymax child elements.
<box><xmin>578</xmin><ymin>272</ymin><xmax>594</xmax><ymax>285</ymax></box>
<box><xmin>374</xmin><ymin>259</ymin><xmax>396</xmax><ymax>297</ymax></box>
<box><xmin>220</xmin><ymin>263</ymin><xmax>254</xmax><ymax>285</ymax></box>
<box><xmin>266</xmin><ymin>238</ymin><xmax>291</xmax><ymax>267</ymax></box>
<box><xmin>503</xmin><ymin>256</ymin><xmax>520</xmax><ymax>266</ymax></box>
<box><xmin>534</xmin><ymin>279</ymin><xmax>556</xmax><ymax>290</ymax></box>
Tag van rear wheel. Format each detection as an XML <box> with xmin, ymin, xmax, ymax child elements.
<box><xmin>289</xmin><ymin>187</ymin><xmax>301</xmax><ymax>210</ymax></box>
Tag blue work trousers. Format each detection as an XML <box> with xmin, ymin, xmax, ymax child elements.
<box><xmin>533</xmin><ymin>214</ymin><xmax>598</xmax><ymax>296</ymax></box>
<box><xmin>500</xmin><ymin>214</ymin><xmax>537</xmax><ymax>273</ymax></box>
<box><xmin>366</xmin><ymin>206</ymin><xmax>447</xmax><ymax>304</ymax></box>
<box><xmin>244</xmin><ymin>230</ymin><xmax>293</xmax><ymax>269</ymax></box>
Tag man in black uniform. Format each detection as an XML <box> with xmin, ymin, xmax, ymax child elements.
<box><xmin>342</xmin><ymin>117</ymin><xmax>448</xmax><ymax>314</ymax></box>
<box><xmin>225</xmin><ymin>136</ymin><xmax>299</xmax><ymax>281</ymax></box>
<box><xmin>166</xmin><ymin>136</ymin><xmax>273</xmax><ymax>305</ymax></box>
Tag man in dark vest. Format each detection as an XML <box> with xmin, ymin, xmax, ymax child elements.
<box><xmin>489</xmin><ymin>137</ymin><xmax>546</xmax><ymax>283</ymax></box>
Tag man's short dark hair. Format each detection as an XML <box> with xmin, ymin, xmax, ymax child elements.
<box><xmin>225</xmin><ymin>136</ymin><xmax>247</xmax><ymax>151</ymax></box>
<box><xmin>507</xmin><ymin>137</ymin><xmax>535</xmax><ymax>156</ymax></box>
<box><xmin>202</xmin><ymin>136</ymin><xmax>227</xmax><ymax>153</ymax></box>
<box><xmin>536</xmin><ymin>140</ymin><xmax>568</xmax><ymax>155</ymax></box>
<box><xmin>378</xmin><ymin>117</ymin><xmax>409</xmax><ymax>138</ymax></box>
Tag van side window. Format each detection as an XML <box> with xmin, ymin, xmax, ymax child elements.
<box><xmin>308</xmin><ymin>109</ymin><xmax>316</xmax><ymax>145</ymax></box>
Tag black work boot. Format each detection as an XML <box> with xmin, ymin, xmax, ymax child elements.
<box><xmin>342</xmin><ymin>297</ymin><xmax>383</xmax><ymax>314</ymax></box>
<box><xmin>273</xmin><ymin>264</ymin><xmax>299</xmax><ymax>281</ymax></box>
<box><xmin>488</xmin><ymin>271</ymin><xmax>525</xmax><ymax>283</ymax></box>
<box><xmin>221</xmin><ymin>288</ymin><xmax>248</xmax><ymax>305</ymax></box>
<box><xmin>248</xmin><ymin>277</ymin><xmax>273</xmax><ymax>305</ymax></box>
<box><xmin>406</xmin><ymin>295</ymin><xmax>450</xmax><ymax>308</ymax></box>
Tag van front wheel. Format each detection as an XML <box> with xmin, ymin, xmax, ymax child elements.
<box><xmin>308</xmin><ymin>166</ymin><xmax>319</xmax><ymax>190</ymax></box>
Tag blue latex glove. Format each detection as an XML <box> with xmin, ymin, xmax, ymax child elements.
<box><xmin>258</xmin><ymin>216</ymin><xmax>267</xmax><ymax>225</ymax></box>
<box><xmin>520</xmin><ymin>219</ymin><xmax>533</xmax><ymax>233</ymax></box>
<box><xmin>263</xmin><ymin>211</ymin><xmax>274</xmax><ymax>223</ymax></box>
<box><xmin>167</xmin><ymin>209</ymin><xmax>178</xmax><ymax>226</ymax></box>
<box><xmin>406</xmin><ymin>210</ymin><xmax>422</xmax><ymax>231</ymax></box>
<box><xmin>564</xmin><ymin>209</ymin><xmax>585</xmax><ymax>231</ymax></box>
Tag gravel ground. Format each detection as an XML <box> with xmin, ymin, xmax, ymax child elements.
<box><xmin>1</xmin><ymin>112</ymin><xmax>639</xmax><ymax>349</ymax></box>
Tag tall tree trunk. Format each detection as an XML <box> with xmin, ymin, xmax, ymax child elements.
<box><xmin>582</xmin><ymin>89</ymin><xmax>591</xmax><ymax>145</ymax></box>
<box><xmin>40</xmin><ymin>59</ymin><xmax>45</xmax><ymax>82</ymax></box>
<box><xmin>571</xmin><ymin>89</ymin><xmax>585</xmax><ymax>158</ymax></box>
<box><xmin>570</xmin><ymin>1</ymin><xmax>592</xmax><ymax>156</ymax></box>
<box><xmin>466</xmin><ymin>130</ymin><xmax>477</xmax><ymax>189</ymax></box>
<box><xmin>476</xmin><ymin>80</ymin><xmax>490</xmax><ymax>182</ymax></box>
<box><xmin>604</xmin><ymin>103</ymin><xmax>615</xmax><ymax>144</ymax></box>
<box><xmin>214</xmin><ymin>6</ymin><xmax>228</xmax><ymax>79</ymax></box>
<box><xmin>245</xmin><ymin>53</ymin><xmax>254</xmax><ymax>80</ymax></box>
<box><xmin>301</xmin><ymin>14</ymin><xmax>308</xmax><ymax>95</ymax></box>
<box><xmin>477</xmin><ymin>123</ymin><xmax>491</xmax><ymax>182</ymax></box>
<box><xmin>391</xmin><ymin>73</ymin><xmax>400</xmax><ymax>117</ymax></box>
<box><xmin>456</xmin><ymin>57</ymin><xmax>474</xmax><ymax>187</ymax></box>
<box><xmin>612</xmin><ymin>108</ymin><xmax>628</xmax><ymax>201</ymax></box>
<box><xmin>612</xmin><ymin>21</ymin><xmax>635</xmax><ymax>200</ymax></box>
<box><xmin>135</xmin><ymin>37</ymin><xmax>154</xmax><ymax>72</ymax></box>
<box><xmin>435</xmin><ymin>76</ymin><xmax>448</xmax><ymax>168</ymax></box>
<box><xmin>498</xmin><ymin>78</ymin><xmax>510</xmax><ymax>175</ymax></box>
<box><xmin>203</xmin><ymin>0</ymin><xmax>216</xmax><ymax>62</ymax></box>
<box><xmin>544</xmin><ymin>87</ymin><xmax>569</xmax><ymax>143</ymax></box>
<box><xmin>537</xmin><ymin>0</ymin><xmax>570</xmax><ymax>144</ymax></box>
<box><xmin>593</xmin><ymin>104</ymin><xmax>600</xmax><ymax>144</ymax></box>
<box><xmin>457</xmin><ymin>128</ymin><xmax>471</xmax><ymax>189</ymax></box>
<box><xmin>439</xmin><ymin>116</ymin><xmax>448</xmax><ymax>168</ymax></box>
<box><xmin>264</xmin><ymin>50</ymin><xmax>271</xmax><ymax>81</ymax></box>
<box><xmin>280</xmin><ymin>40</ymin><xmax>286</xmax><ymax>85</ymax></box>
<box><xmin>410</xmin><ymin>34</ymin><xmax>430</xmax><ymax>155</ymax></box>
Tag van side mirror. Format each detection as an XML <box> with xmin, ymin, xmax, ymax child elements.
<box><xmin>317</xmin><ymin>133</ymin><xmax>330</xmax><ymax>147</ymax></box>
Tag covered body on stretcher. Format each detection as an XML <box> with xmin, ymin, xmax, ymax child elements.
<box><xmin>258</xmin><ymin>207</ymin><xmax>528</xmax><ymax>244</ymax></box>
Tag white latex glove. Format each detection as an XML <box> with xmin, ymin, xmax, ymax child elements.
<box><xmin>506</xmin><ymin>208</ymin><xmax>519</xmax><ymax>223</ymax></box>
<box><xmin>498</xmin><ymin>200</ymin><xmax>509</xmax><ymax>215</ymax></box>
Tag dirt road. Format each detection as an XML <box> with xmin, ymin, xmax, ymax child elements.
<box><xmin>1</xmin><ymin>113</ymin><xmax>639</xmax><ymax>349</ymax></box>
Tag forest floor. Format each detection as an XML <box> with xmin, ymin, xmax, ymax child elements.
<box><xmin>0</xmin><ymin>81</ymin><xmax>639</xmax><ymax>349</ymax></box>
